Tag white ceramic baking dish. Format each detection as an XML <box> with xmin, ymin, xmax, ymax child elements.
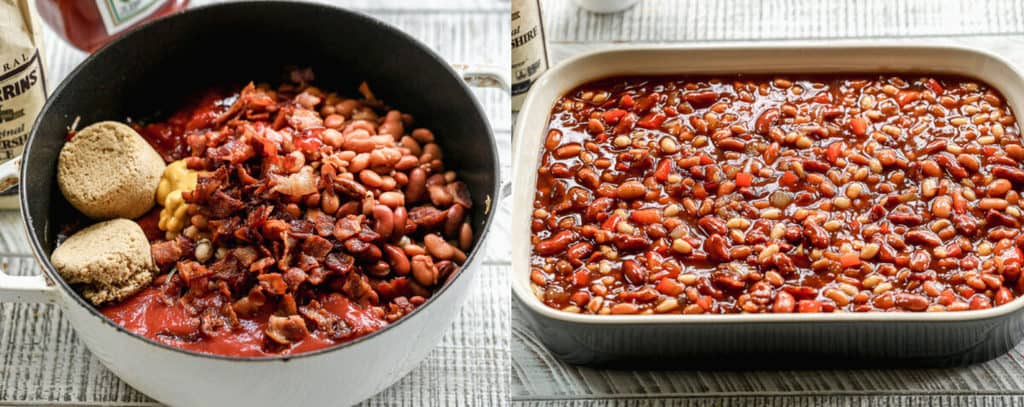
<box><xmin>512</xmin><ymin>44</ymin><xmax>1024</xmax><ymax>366</ymax></box>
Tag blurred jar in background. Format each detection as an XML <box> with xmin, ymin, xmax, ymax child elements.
<box><xmin>36</xmin><ymin>0</ymin><xmax>188</xmax><ymax>52</ymax></box>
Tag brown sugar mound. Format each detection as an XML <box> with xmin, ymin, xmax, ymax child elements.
<box><xmin>50</xmin><ymin>219</ymin><xmax>156</xmax><ymax>305</ymax></box>
<box><xmin>58</xmin><ymin>121</ymin><xmax>166</xmax><ymax>219</ymax></box>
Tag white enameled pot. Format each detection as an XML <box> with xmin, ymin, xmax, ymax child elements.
<box><xmin>511</xmin><ymin>44</ymin><xmax>1024</xmax><ymax>366</ymax></box>
<box><xmin>0</xmin><ymin>2</ymin><xmax>508</xmax><ymax>405</ymax></box>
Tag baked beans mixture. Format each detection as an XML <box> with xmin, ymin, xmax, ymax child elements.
<box><xmin>100</xmin><ymin>70</ymin><xmax>475</xmax><ymax>356</ymax></box>
<box><xmin>530</xmin><ymin>74</ymin><xmax>1024</xmax><ymax>315</ymax></box>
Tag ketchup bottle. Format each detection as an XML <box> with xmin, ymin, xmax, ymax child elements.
<box><xmin>36</xmin><ymin>0</ymin><xmax>189</xmax><ymax>53</ymax></box>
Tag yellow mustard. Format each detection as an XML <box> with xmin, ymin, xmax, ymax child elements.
<box><xmin>156</xmin><ymin>160</ymin><xmax>198</xmax><ymax>237</ymax></box>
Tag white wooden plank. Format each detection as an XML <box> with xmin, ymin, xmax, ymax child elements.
<box><xmin>513</xmin><ymin>396</ymin><xmax>1024</xmax><ymax>406</ymax></box>
<box><xmin>4</xmin><ymin>0</ymin><xmax>511</xmax><ymax>405</ymax></box>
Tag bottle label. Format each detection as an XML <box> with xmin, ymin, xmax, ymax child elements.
<box><xmin>94</xmin><ymin>0</ymin><xmax>163</xmax><ymax>35</ymax></box>
<box><xmin>511</xmin><ymin>0</ymin><xmax>548</xmax><ymax>110</ymax></box>
<box><xmin>0</xmin><ymin>51</ymin><xmax>45</xmax><ymax>161</ymax></box>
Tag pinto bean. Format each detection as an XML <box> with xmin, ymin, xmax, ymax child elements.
<box><xmin>411</xmin><ymin>255</ymin><xmax>438</xmax><ymax>286</ymax></box>
<box><xmin>379</xmin><ymin>191</ymin><xmax>405</xmax><ymax>208</ymax></box>
<box><xmin>394</xmin><ymin>155</ymin><xmax>420</xmax><ymax>171</ymax></box>
<box><xmin>424</xmin><ymin>233</ymin><xmax>455</xmax><ymax>260</ymax></box>
<box><xmin>411</xmin><ymin>128</ymin><xmax>435</xmax><ymax>143</ymax></box>
<box><xmin>429</xmin><ymin>184</ymin><xmax>454</xmax><ymax>207</ymax></box>
<box><xmin>359</xmin><ymin>170</ymin><xmax>383</xmax><ymax>188</ymax></box>
<box><xmin>349</xmin><ymin>153</ymin><xmax>370</xmax><ymax>173</ymax></box>
<box><xmin>445</xmin><ymin>204</ymin><xmax>466</xmax><ymax>238</ymax></box>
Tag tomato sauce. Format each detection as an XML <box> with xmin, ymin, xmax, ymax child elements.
<box><xmin>134</xmin><ymin>90</ymin><xmax>229</xmax><ymax>162</ymax></box>
<box><xmin>102</xmin><ymin>288</ymin><xmax>385</xmax><ymax>357</ymax></box>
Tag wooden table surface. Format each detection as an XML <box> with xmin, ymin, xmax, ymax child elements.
<box><xmin>0</xmin><ymin>0</ymin><xmax>510</xmax><ymax>405</ymax></box>
<box><xmin>512</xmin><ymin>0</ymin><xmax>1024</xmax><ymax>406</ymax></box>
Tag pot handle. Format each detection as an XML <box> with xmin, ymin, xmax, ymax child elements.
<box><xmin>452</xmin><ymin>63</ymin><xmax>509</xmax><ymax>91</ymax></box>
<box><xmin>0</xmin><ymin>154</ymin><xmax>55</xmax><ymax>303</ymax></box>
<box><xmin>0</xmin><ymin>154</ymin><xmax>21</xmax><ymax>193</ymax></box>
<box><xmin>452</xmin><ymin>64</ymin><xmax>512</xmax><ymax>198</ymax></box>
<box><xmin>0</xmin><ymin>272</ymin><xmax>55</xmax><ymax>303</ymax></box>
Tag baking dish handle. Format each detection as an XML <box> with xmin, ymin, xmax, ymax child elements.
<box><xmin>0</xmin><ymin>154</ymin><xmax>56</xmax><ymax>303</ymax></box>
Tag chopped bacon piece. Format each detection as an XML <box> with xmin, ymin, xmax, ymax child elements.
<box><xmin>265</xmin><ymin>315</ymin><xmax>309</xmax><ymax>345</ymax></box>
<box><xmin>151</xmin><ymin>240</ymin><xmax>185</xmax><ymax>270</ymax></box>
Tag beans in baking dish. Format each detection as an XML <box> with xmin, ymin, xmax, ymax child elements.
<box><xmin>530</xmin><ymin>74</ymin><xmax>1024</xmax><ymax>314</ymax></box>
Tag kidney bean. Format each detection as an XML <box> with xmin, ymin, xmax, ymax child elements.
<box><xmin>445</xmin><ymin>204</ymin><xmax>466</xmax><ymax>238</ymax></box>
<box><xmin>554</xmin><ymin>143</ymin><xmax>582</xmax><ymax>159</ymax></box>
<box><xmin>993</xmin><ymin>165</ymin><xmax>1024</xmax><ymax>184</ymax></box>
<box><xmin>370</xmin><ymin>204</ymin><xmax>395</xmax><ymax>240</ymax></box>
<box><xmin>697</xmin><ymin>216</ymin><xmax>728</xmax><ymax>236</ymax></box>
<box><xmin>616</xmin><ymin>181</ymin><xmax>647</xmax><ymax>200</ymax></box>
<box><xmin>908</xmin><ymin>250</ymin><xmax>931</xmax><ymax>272</ymax></box>
<box><xmin>995</xmin><ymin>287</ymin><xmax>1015</xmax><ymax>305</ymax></box>
<box><xmin>754</xmin><ymin>108</ymin><xmax>780</xmax><ymax>134</ymax></box>
<box><xmin>969</xmin><ymin>295</ymin><xmax>992</xmax><ymax>310</ymax></box>
<box><xmin>391</xmin><ymin>206</ymin><xmax>408</xmax><ymax>241</ymax></box>
<box><xmin>383</xmin><ymin>244</ymin><xmax>410</xmax><ymax>276</ymax></box>
<box><xmin>376</xmin><ymin>191</ymin><xmax>403</xmax><ymax>208</ymax></box>
<box><xmin>895</xmin><ymin>293</ymin><xmax>929</xmax><ymax>311</ymax></box>
<box><xmin>536</xmin><ymin>231</ymin><xmax>576</xmax><ymax>256</ymax></box>
<box><xmin>622</xmin><ymin>260</ymin><xmax>648</xmax><ymax>285</ymax></box>
<box><xmin>905</xmin><ymin>230</ymin><xmax>942</xmax><ymax>247</ymax></box>
<box><xmin>987</xmin><ymin>209</ymin><xmax>1020</xmax><ymax>228</ymax></box>
<box><xmin>405</xmin><ymin>168</ymin><xmax>427</xmax><ymax>203</ymax></box>
<box><xmin>459</xmin><ymin>223</ymin><xmax>474</xmax><ymax>252</ymax></box>
<box><xmin>685</xmin><ymin>90</ymin><xmax>718</xmax><ymax>108</ymax></box>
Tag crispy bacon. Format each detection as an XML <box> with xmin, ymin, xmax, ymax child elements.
<box><xmin>133</xmin><ymin>71</ymin><xmax>474</xmax><ymax>353</ymax></box>
<box><xmin>151</xmin><ymin>239</ymin><xmax>185</xmax><ymax>270</ymax></box>
<box><xmin>265</xmin><ymin>315</ymin><xmax>309</xmax><ymax>345</ymax></box>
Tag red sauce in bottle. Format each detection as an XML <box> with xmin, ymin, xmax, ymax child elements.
<box><xmin>36</xmin><ymin>0</ymin><xmax>189</xmax><ymax>52</ymax></box>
